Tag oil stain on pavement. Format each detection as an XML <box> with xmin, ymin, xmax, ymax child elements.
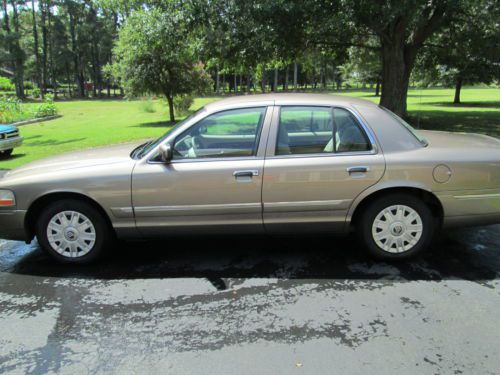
<box><xmin>0</xmin><ymin>226</ymin><xmax>499</xmax><ymax>375</ymax></box>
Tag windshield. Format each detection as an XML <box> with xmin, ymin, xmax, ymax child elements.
<box><xmin>131</xmin><ymin>107</ymin><xmax>206</xmax><ymax>159</ymax></box>
<box><xmin>379</xmin><ymin>106</ymin><xmax>428</xmax><ymax>147</ymax></box>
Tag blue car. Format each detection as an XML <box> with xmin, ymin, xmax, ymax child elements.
<box><xmin>0</xmin><ymin>124</ymin><xmax>23</xmax><ymax>158</ymax></box>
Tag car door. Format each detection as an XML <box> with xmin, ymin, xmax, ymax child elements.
<box><xmin>132</xmin><ymin>106</ymin><xmax>273</xmax><ymax>236</ymax></box>
<box><xmin>262</xmin><ymin>105</ymin><xmax>385</xmax><ymax>233</ymax></box>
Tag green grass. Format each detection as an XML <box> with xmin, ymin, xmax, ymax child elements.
<box><xmin>0</xmin><ymin>88</ymin><xmax>498</xmax><ymax>170</ymax></box>
<box><xmin>335</xmin><ymin>87</ymin><xmax>500</xmax><ymax>137</ymax></box>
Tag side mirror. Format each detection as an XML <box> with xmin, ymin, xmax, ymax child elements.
<box><xmin>159</xmin><ymin>143</ymin><xmax>173</xmax><ymax>163</ymax></box>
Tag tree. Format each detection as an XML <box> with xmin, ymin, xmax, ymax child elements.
<box><xmin>111</xmin><ymin>6</ymin><xmax>211</xmax><ymax>122</ymax></box>
<box><xmin>419</xmin><ymin>0</ymin><xmax>499</xmax><ymax>103</ymax></box>
<box><xmin>1</xmin><ymin>0</ymin><xmax>26</xmax><ymax>98</ymax></box>
<box><xmin>343</xmin><ymin>0</ymin><xmax>460</xmax><ymax>116</ymax></box>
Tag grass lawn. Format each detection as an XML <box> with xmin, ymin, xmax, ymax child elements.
<box><xmin>0</xmin><ymin>87</ymin><xmax>498</xmax><ymax>170</ymax></box>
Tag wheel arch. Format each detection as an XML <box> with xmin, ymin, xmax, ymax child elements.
<box><xmin>25</xmin><ymin>191</ymin><xmax>115</xmax><ymax>241</ymax></box>
<box><xmin>349</xmin><ymin>185</ymin><xmax>444</xmax><ymax>230</ymax></box>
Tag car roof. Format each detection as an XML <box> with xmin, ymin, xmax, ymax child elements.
<box><xmin>204</xmin><ymin>93</ymin><xmax>377</xmax><ymax>111</ymax></box>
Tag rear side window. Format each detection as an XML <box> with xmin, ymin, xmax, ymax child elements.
<box><xmin>275</xmin><ymin>106</ymin><xmax>371</xmax><ymax>155</ymax></box>
<box><xmin>333</xmin><ymin>108</ymin><xmax>371</xmax><ymax>153</ymax></box>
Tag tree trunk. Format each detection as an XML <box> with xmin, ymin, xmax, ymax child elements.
<box><xmin>293</xmin><ymin>61</ymin><xmax>298</xmax><ymax>91</ymax></box>
<box><xmin>273</xmin><ymin>68</ymin><xmax>278</xmax><ymax>92</ymax></box>
<box><xmin>375</xmin><ymin>79</ymin><xmax>381</xmax><ymax>97</ymax></box>
<box><xmin>215</xmin><ymin>66</ymin><xmax>220</xmax><ymax>94</ymax></box>
<box><xmin>47</xmin><ymin>3</ymin><xmax>57</xmax><ymax>99</ymax></box>
<box><xmin>379</xmin><ymin>42</ymin><xmax>413</xmax><ymax>117</ymax></box>
<box><xmin>31</xmin><ymin>0</ymin><xmax>42</xmax><ymax>93</ymax></box>
<box><xmin>246</xmin><ymin>73</ymin><xmax>251</xmax><ymax>94</ymax></box>
<box><xmin>166</xmin><ymin>94</ymin><xmax>175</xmax><ymax>123</ymax></box>
<box><xmin>41</xmin><ymin>0</ymin><xmax>48</xmax><ymax>95</ymax></box>
<box><xmin>11</xmin><ymin>2</ymin><xmax>25</xmax><ymax>98</ymax></box>
<box><xmin>239</xmin><ymin>74</ymin><xmax>243</xmax><ymax>94</ymax></box>
<box><xmin>284</xmin><ymin>66</ymin><xmax>289</xmax><ymax>91</ymax></box>
<box><xmin>260</xmin><ymin>70</ymin><xmax>266</xmax><ymax>93</ymax></box>
<box><xmin>233</xmin><ymin>74</ymin><xmax>237</xmax><ymax>93</ymax></box>
<box><xmin>453</xmin><ymin>77</ymin><xmax>462</xmax><ymax>104</ymax></box>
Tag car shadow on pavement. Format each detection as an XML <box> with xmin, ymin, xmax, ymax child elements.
<box><xmin>2</xmin><ymin>225</ymin><xmax>499</xmax><ymax>287</ymax></box>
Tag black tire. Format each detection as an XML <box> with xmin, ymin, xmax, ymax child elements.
<box><xmin>36</xmin><ymin>199</ymin><xmax>113</xmax><ymax>264</ymax></box>
<box><xmin>0</xmin><ymin>149</ymin><xmax>13</xmax><ymax>159</ymax></box>
<box><xmin>357</xmin><ymin>193</ymin><xmax>437</xmax><ymax>260</ymax></box>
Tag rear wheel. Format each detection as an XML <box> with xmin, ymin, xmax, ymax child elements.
<box><xmin>36</xmin><ymin>199</ymin><xmax>113</xmax><ymax>264</ymax></box>
<box><xmin>357</xmin><ymin>194</ymin><xmax>436</xmax><ymax>260</ymax></box>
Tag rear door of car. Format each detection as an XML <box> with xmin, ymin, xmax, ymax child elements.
<box><xmin>262</xmin><ymin>105</ymin><xmax>386</xmax><ymax>233</ymax></box>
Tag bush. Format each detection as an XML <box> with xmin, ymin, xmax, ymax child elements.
<box><xmin>173</xmin><ymin>94</ymin><xmax>194</xmax><ymax>116</ymax></box>
<box><xmin>0</xmin><ymin>96</ymin><xmax>29</xmax><ymax>123</ymax></box>
<box><xmin>0</xmin><ymin>95</ymin><xmax>57</xmax><ymax>124</ymax></box>
<box><xmin>0</xmin><ymin>77</ymin><xmax>14</xmax><ymax>91</ymax></box>
<box><xmin>33</xmin><ymin>94</ymin><xmax>57</xmax><ymax>118</ymax></box>
<box><xmin>138</xmin><ymin>98</ymin><xmax>156</xmax><ymax>113</ymax></box>
<box><xmin>31</xmin><ymin>87</ymin><xmax>41</xmax><ymax>99</ymax></box>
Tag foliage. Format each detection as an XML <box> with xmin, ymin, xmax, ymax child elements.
<box><xmin>111</xmin><ymin>6</ymin><xmax>212</xmax><ymax>122</ymax></box>
<box><xmin>415</xmin><ymin>0</ymin><xmax>499</xmax><ymax>102</ymax></box>
<box><xmin>33</xmin><ymin>94</ymin><xmax>58</xmax><ymax>118</ymax></box>
<box><xmin>173</xmin><ymin>95</ymin><xmax>194</xmax><ymax>116</ymax></box>
<box><xmin>138</xmin><ymin>99</ymin><xmax>156</xmax><ymax>113</ymax></box>
<box><xmin>0</xmin><ymin>95</ymin><xmax>57</xmax><ymax>124</ymax></box>
<box><xmin>0</xmin><ymin>77</ymin><xmax>15</xmax><ymax>91</ymax></box>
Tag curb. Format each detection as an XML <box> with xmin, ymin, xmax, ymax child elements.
<box><xmin>11</xmin><ymin>115</ymin><xmax>62</xmax><ymax>127</ymax></box>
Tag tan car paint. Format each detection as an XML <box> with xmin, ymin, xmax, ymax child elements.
<box><xmin>0</xmin><ymin>93</ymin><xmax>499</xmax><ymax>243</ymax></box>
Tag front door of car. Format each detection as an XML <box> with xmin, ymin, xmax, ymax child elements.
<box><xmin>132</xmin><ymin>106</ymin><xmax>272</xmax><ymax>236</ymax></box>
<box><xmin>262</xmin><ymin>105</ymin><xmax>386</xmax><ymax>233</ymax></box>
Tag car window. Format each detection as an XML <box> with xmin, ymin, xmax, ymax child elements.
<box><xmin>276</xmin><ymin>106</ymin><xmax>333</xmax><ymax>155</ymax></box>
<box><xmin>275</xmin><ymin>106</ymin><xmax>371</xmax><ymax>155</ymax></box>
<box><xmin>173</xmin><ymin>107</ymin><xmax>266</xmax><ymax>159</ymax></box>
<box><xmin>332</xmin><ymin>108</ymin><xmax>371</xmax><ymax>153</ymax></box>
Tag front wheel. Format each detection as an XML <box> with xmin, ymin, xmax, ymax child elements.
<box><xmin>36</xmin><ymin>199</ymin><xmax>113</xmax><ymax>264</ymax></box>
<box><xmin>0</xmin><ymin>149</ymin><xmax>13</xmax><ymax>159</ymax></box>
<box><xmin>357</xmin><ymin>194</ymin><xmax>437</xmax><ymax>260</ymax></box>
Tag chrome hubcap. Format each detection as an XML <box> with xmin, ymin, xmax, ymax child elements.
<box><xmin>372</xmin><ymin>205</ymin><xmax>423</xmax><ymax>253</ymax></box>
<box><xmin>46</xmin><ymin>211</ymin><xmax>96</xmax><ymax>258</ymax></box>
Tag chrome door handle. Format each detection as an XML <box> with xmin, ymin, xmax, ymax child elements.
<box><xmin>233</xmin><ymin>170</ymin><xmax>259</xmax><ymax>178</ymax></box>
<box><xmin>347</xmin><ymin>166</ymin><xmax>370</xmax><ymax>174</ymax></box>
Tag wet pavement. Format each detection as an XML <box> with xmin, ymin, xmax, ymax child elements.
<box><xmin>0</xmin><ymin>226</ymin><xmax>499</xmax><ymax>375</ymax></box>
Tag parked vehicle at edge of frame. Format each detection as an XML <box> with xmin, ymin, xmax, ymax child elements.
<box><xmin>0</xmin><ymin>124</ymin><xmax>23</xmax><ymax>159</ymax></box>
<box><xmin>1</xmin><ymin>94</ymin><xmax>499</xmax><ymax>264</ymax></box>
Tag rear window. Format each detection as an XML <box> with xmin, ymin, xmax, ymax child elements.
<box><xmin>379</xmin><ymin>106</ymin><xmax>428</xmax><ymax>147</ymax></box>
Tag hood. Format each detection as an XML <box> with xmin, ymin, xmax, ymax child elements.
<box><xmin>420</xmin><ymin>130</ymin><xmax>500</xmax><ymax>150</ymax></box>
<box><xmin>4</xmin><ymin>141</ymin><xmax>143</xmax><ymax>179</ymax></box>
<box><xmin>0</xmin><ymin>124</ymin><xmax>18</xmax><ymax>133</ymax></box>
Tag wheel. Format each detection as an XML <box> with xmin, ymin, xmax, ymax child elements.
<box><xmin>0</xmin><ymin>149</ymin><xmax>13</xmax><ymax>158</ymax></box>
<box><xmin>36</xmin><ymin>199</ymin><xmax>113</xmax><ymax>264</ymax></box>
<box><xmin>357</xmin><ymin>194</ymin><xmax>436</xmax><ymax>260</ymax></box>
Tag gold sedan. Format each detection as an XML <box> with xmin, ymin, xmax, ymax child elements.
<box><xmin>1</xmin><ymin>94</ymin><xmax>499</xmax><ymax>263</ymax></box>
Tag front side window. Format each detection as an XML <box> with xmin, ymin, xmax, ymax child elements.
<box><xmin>276</xmin><ymin>106</ymin><xmax>371</xmax><ymax>155</ymax></box>
<box><xmin>173</xmin><ymin>107</ymin><xmax>266</xmax><ymax>159</ymax></box>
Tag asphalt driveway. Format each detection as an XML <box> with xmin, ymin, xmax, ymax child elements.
<box><xmin>0</xmin><ymin>226</ymin><xmax>499</xmax><ymax>375</ymax></box>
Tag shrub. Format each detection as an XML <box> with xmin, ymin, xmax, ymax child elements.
<box><xmin>31</xmin><ymin>87</ymin><xmax>41</xmax><ymax>99</ymax></box>
<box><xmin>139</xmin><ymin>98</ymin><xmax>156</xmax><ymax>113</ymax></box>
<box><xmin>33</xmin><ymin>94</ymin><xmax>57</xmax><ymax>118</ymax></box>
<box><xmin>0</xmin><ymin>77</ymin><xmax>14</xmax><ymax>91</ymax></box>
<box><xmin>173</xmin><ymin>94</ymin><xmax>193</xmax><ymax>116</ymax></box>
<box><xmin>0</xmin><ymin>96</ymin><xmax>30</xmax><ymax>123</ymax></box>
